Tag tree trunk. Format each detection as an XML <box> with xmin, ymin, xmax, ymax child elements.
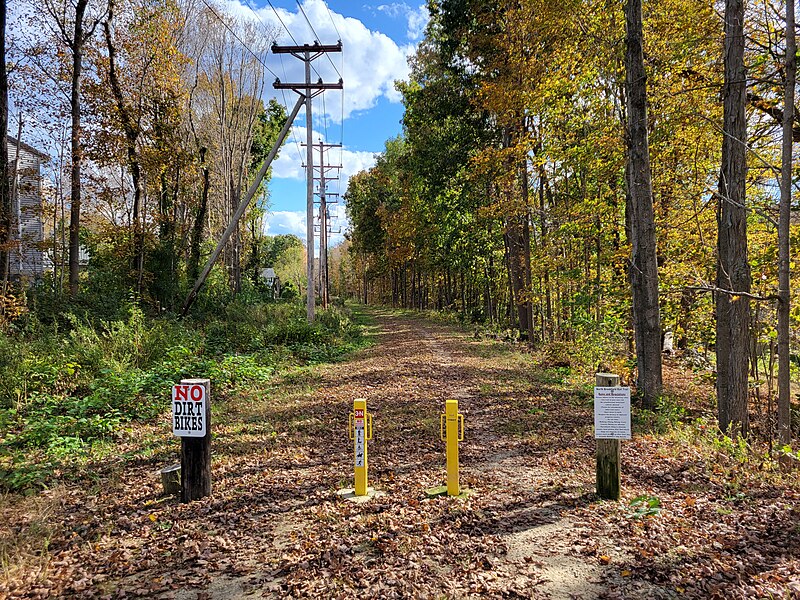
<box><xmin>189</xmin><ymin>147</ymin><xmax>209</xmax><ymax>282</ymax></box>
<box><xmin>624</xmin><ymin>0</ymin><xmax>663</xmax><ymax>408</ymax></box>
<box><xmin>68</xmin><ymin>0</ymin><xmax>91</xmax><ymax>297</ymax></box>
<box><xmin>362</xmin><ymin>259</ymin><xmax>368</xmax><ymax>304</ymax></box>
<box><xmin>521</xmin><ymin>157</ymin><xmax>534</xmax><ymax>344</ymax></box>
<box><xmin>104</xmin><ymin>12</ymin><xmax>144</xmax><ymax>291</ymax></box>
<box><xmin>539</xmin><ymin>168</ymin><xmax>553</xmax><ymax>342</ymax></box>
<box><xmin>0</xmin><ymin>0</ymin><xmax>9</xmax><ymax>285</ymax></box>
<box><xmin>777</xmin><ymin>0</ymin><xmax>795</xmax><ymax>446</ymax></box>
<box><xmin>717</xmin><ymin>0</ymin><xmax>751</xmax><ymax>436</ymax></box>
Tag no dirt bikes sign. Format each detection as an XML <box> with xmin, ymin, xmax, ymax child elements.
<box><xmin>172</xmin><ymin>383</ymin><xmax>207</xmax><ymax>437</ymax></box>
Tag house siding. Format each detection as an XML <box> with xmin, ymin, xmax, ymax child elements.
<box><xmin>8</xmin><ymin>139</ymin><xmax>45</xmax><ymax>278</ymax></box>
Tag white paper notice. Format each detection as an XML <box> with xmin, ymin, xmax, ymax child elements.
<box><xmin>594</xmin><ymin>387</ymin><xmax>631</xmax><ymax>440</ymax></box>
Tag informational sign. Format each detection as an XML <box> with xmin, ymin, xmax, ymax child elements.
<box><xmin>594</xmin><ymin>386</ymin><xmax>631</xmax><ymax>440</ymax></box>
<box><xmin>354</xmin><ymin>408</ymin><xmax>365</xmax><ymax>467</ymax></box>
<box><xmin>172</xmin><ymin>383</ymin><xmax>207</xmax><ymax>437</ymax></box>
<box><xmin>355</xmin><ymin>428</ymin><xmax>365</xmax><ymax>467</ymax></box>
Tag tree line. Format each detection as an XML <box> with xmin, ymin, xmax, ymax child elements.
<box><xmin>1</xmin><ymin>0</ymin><xmax>305</xmax><ymax>312</ymax></box>
<box><xmin>341</xmin><ymin>0</ymin><xmax>797</xmax><ymax>442</ymax></box>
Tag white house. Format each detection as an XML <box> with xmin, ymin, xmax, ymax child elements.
<box><xmin>8</xmin><ymin>136</ymin><xmax>47</xmax><ymax>279</ymax></box>
<box><xmin>259</xmin><ymin>267</ymin><xmax>282</xmax><ymax>298</ymax></box>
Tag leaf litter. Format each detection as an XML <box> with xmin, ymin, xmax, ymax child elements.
<box><xmin>1</xmin><ymin>308</ymin><xmax>799</xmax><ymax>598</ymax></box>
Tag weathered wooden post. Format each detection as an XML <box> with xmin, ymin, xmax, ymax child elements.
<box><xmin>172</xmin><ymin>378</ymin><xmax>211</xmax><ymax>502</ymax></box>
<box><xmin>594</xmin><ymin>373</ymin><xmax>630</xmax><ymax>500</ymax></box>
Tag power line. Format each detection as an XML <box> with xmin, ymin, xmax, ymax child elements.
<box><xmin>295</xmin><ymin>0</ymin><xmax>320</xmax><ymax>41</ymax></box>
<box><xmin>260</xmin><ymin>4</ymin><xmax>346</xmax><ymax>210</ymax></box>
<box><xmin>295</xmin><ymin>0</ymin><xmax>342</xmax><ymax>80</ymax></box>
<box><xmin>240</xmin><ymin>0</ymin><xmax>305</xmax><ymax>165</ymax></box>
<box><xmin>339</xmin><ymin>44</ymin><xmax>345</xmax><ymax>190</ymax></box>
<box><xmin>266</xmin><ymin>0</ymin><xmax>299</xmax><ymax>45</ymax></box>
<box><xmin>199</xmin><ymin>0</ymin><xmax>280</xmax><ymax>80</ymax></box>
<box><xmin>324</xmin><ymin>0</ymin><xmax>341</xmax><ymax>40</ymax></box>
<box><xmin>321</xmin><ymin>0</ymin><xmax>346</xmax><ymax>170</ymax></box>
<box><xmin>268</xmin><ymin>3</ymin><xmax>345</xmax><ymax>185</ymax></box>
<box><xmin>265</xmin><ymin>1</ymin><xmax>322</xmax><ymax>81</ymax></box>
<box><xmin>326</xmin><ymin>44</ymin><xmax>344</xmax><ymax>199</ymax></box>
<box><xmin>277</xmin><ymin>51</ymin><xmax>306</xmax><ymax>165</ymax></box>
<box><xmin>321</xmin><ymin>90</ymin><xmax>329</xmax><ymax>142</ymax></box>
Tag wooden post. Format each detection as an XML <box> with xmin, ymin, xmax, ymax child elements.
<box><xmin>180</xmin><ymin>378</ymin><xmax>211</xmax><ymax>502</ymax></box>
<box><xmin>160</xmin><ymin>464</ymin><xmax>181</xmax><ymax>496</ymax></box>
<box><xmin>596</xmin><ymin>372</ymin><xmax>621</xmax><ymax>500</ymax></box>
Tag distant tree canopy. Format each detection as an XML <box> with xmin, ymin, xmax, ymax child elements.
<box><xmin>10</xmin><ymin>0</ymin><xmax>289</xmax><ymax>310</ymax></box>
<box><xmin>340</xmin><ymin>0</ymin><xmax>798</xmax><ymax>434</ymax></box>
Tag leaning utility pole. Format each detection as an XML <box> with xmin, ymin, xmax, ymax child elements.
<box><xmin>182</xmin><ymin>97</ymin><xmax>305</xmax><ymax>316</ymax></box>
<box><xmin>273</xmin><ymin>41</ymin><xmax>342</xmax><ymax>323</ymax></box>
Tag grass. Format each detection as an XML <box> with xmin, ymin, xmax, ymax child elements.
<box><xmin>0</xmin><ymin>489</ymin><xmax>61</xmax><ymax>590</ymax></box>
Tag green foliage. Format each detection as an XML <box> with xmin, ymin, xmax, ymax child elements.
<box><xmin>710</xmin><ymin>431</ymin><xmax>753</xmax><ymax>465</ymax></box>
<box><xmin>627</xmin><ymin>495</ymin><xmax>661</xmax><ymax>519</ymax></box>
<box><xmin>0</xmin><ymin>298</ymin><xmax>365</xmax><ymax>492</ymax></box>
<box><xmin>634</xmin><ymin>395</ymin><xmax>687</xmax><ymax>434</ymax></box>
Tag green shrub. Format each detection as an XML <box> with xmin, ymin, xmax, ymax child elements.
<box><xmin>0</xmin><ymin>297</ymin><xmax>365</xmax><ymax>491</ymax></box>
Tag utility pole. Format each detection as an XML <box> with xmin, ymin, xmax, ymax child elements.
<box><xmin>307</xmin><ymin>140</ymin><xmax>341</xmax><ymax>309</ymax></box>
<box><xmin>273</xmin><ymin>41</ymin><xmax>342</xmax><ymax>323</ymax></box>
<box><xmin>319</xmin><ymin>141</ymin><xmax>328</xmax><ymax>308</ymax></box>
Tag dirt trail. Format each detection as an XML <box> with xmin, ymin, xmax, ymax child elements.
<box><xmin>3</xmin><ymin>308</ymin><xmax>674</xmax><ymax>599</ymax></box>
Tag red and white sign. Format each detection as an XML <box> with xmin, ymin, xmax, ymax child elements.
<box><xmin>172</xmin><ymin>384</ymin><xmax>207</xmax><ymax>437</ymax></box>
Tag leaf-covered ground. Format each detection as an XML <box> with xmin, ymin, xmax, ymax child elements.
<box><xmin>2</xmin><ymin>308</ymin><xmax>800</xmax><ymax>598</ymax></box>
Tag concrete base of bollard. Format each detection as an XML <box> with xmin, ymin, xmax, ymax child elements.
<box><xmin>336</xmin><ymin>487</ymin><xmax>385</xmax><ymax>503</ymax></box>
<box><xmin>424</xmin><ymin>485</ymin><xmax>472</xmax><ymax>499</ymax></box>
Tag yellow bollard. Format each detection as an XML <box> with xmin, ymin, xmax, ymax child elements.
<box><xmin>440</xmin><ymin>399</ymin><xmax>464</xmax><ymax>496</ymax></box>
<box><xmin>348</xmin><ymin>398</ymin><xmax>373</xmax><ymax>496</ymax></box>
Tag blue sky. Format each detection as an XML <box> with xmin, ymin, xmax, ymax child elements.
<box><xmin>226</xmin><ymin>0</ymin><xmax>429</xmax><ymax>244</ymax></box>
<box><xmin>9</xmin><ymin>0</ymin><xmax>425</xmax><ymax>245</ymax></box>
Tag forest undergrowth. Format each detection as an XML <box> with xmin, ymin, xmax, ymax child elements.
<box><xmin>0</xmin><ymin>289</ymin><xmax>367</xmax><ymax>493</ymax></box>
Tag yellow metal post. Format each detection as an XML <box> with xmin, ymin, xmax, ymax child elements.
<box><xmin>349</xmin><ymin>398</ymin><xmax>371</xmax><ymax>496</ymax></box>
<box><xmin>440</xmin><ymin>399</ymin><xmax>464</xmax><ymax>496</ymax></box>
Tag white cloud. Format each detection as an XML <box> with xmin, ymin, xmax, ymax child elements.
<box><xmin>224</xmin><ymin>0</ymin><xmax>414</xmax><ymax>121</ymax></box>
<box><xmin>376</xmin><ymin>2</ymin><xmax>429</xmax><ymax>41</ymax></box>
<box><xmin>376</xmin><ymin>4</ymin><xmax>406</xmax><ymax>18</ymax></box>
<box><xmin>325</xmin><ymin>202</ymin><xmax>349</xmax><ymax>246</ymax></box>
<box><xmin>272</xmin><ymin>125</ymin><xmax>378</xmax><ymax>190</ymax></box>
<box><xmin>405</xmin><ymin>5</ymin><xmax>430</xmax><ymax>41</ymax></box>
<box><xmin>265</xmin><ymin>210</ymin><xmax>307</xmax><ymax>238</ymax></box>
<box><xmin>264</xmin><ymin>207</ymin><xmax>348</xmax><ymax>246</ymax></box>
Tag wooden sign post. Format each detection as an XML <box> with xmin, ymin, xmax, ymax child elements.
<box><xmin>594</xmin><ymin>373</ymin><xmax>630</xmax><ymax>500</ymax></box>
<box><xmin>173</xmin><ymin>378</ymin><xmax>211</xmax><ymax>503</ymax></box>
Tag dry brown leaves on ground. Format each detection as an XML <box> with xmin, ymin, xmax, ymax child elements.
<box><xmin>2</xmin><ymin>309</ymin><xmax>799</xmax><ymax>598</ymax></box>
